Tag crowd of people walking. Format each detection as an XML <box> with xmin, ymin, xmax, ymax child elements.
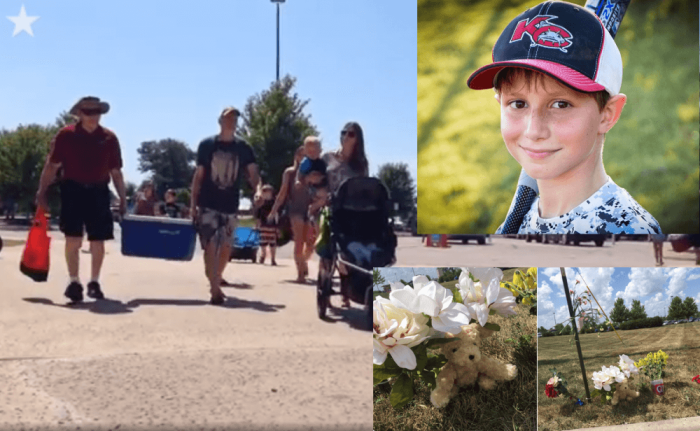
<box><xmin>34</xmin><ymin>95</ymin><xmax>370</xmax><ymax>306</ymax></box>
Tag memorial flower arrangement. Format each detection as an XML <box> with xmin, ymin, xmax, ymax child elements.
<box><xmin>544</xmin><ymin>369</ymin><xmax>583</xmax><ymax>405</ymax></box>
<box><xmin>373</xmin><ymin>268</ymin><xmax>517</xmax><ymax>408</ymax></box>
<box><xmin>634</xmin><ymin>350</ymin><xmax>668</xmax><ymax>381</ymax></box>
<box><xmin>500</xmin><ymin>267</ymin><xmax>537</xmax><ymax>314</ymax></box>
<box><xmin>590</xmin><ymin>355</ymin><xmax>640</xmax><ymax>403</ymax></box>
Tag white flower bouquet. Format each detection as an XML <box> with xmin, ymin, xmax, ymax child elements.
<box><xmin>590</xmin><ymin>355</ymin><xmax>639</xmax><ymax>403</ymax></box>
<box><xmin>373</xmin><ymin>268</ymin><xmax>517</xmax><ymax>408</ymax></box>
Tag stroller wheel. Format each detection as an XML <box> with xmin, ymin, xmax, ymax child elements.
<box><xmin>317</xmin><ymin>259</ymin><xmax>333</xmax><ymax>319</ymax></box>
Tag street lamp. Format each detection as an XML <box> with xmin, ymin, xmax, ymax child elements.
<box><xmin>270</xmin><ymin>0</ymin><xmax>285</xmax><ymax>81</ymax></box>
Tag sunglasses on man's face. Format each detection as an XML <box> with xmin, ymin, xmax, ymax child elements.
<box><xmin>81</xmin><ymin>108</ymin><xmax>102</xmax><ymax>116</ymax></box>
<box><xmin>341</xmin><ymin>130</ymin><xmax>356</xmax><ymax>139</ymax></box>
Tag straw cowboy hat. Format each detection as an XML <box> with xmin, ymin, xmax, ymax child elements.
<box><xmin>69</xmin><ymin>96</ymin><xmax>110</xmax><ymax>116</ymax></box>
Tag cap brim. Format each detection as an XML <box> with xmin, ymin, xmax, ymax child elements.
<box><xmin>467</xmin><ymin>59</ymin><xmax>605</xmax><ymax>94</ymax></box>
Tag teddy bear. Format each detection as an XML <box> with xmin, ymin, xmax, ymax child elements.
<box><xmin>611</xmin><ymin>379</ymin><xmax>639</xmax><ymax>405</ymax></box>
<box><xmin>430</xmin><ymin>323</ymin><xmax>518</xmax><ymax>408</ymax></box>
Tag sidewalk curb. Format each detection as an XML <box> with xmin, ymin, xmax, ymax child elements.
<box><xmin>565</xmin><ymin>416</ymin><xmax>700</xmax><ymax>431</ymax></box>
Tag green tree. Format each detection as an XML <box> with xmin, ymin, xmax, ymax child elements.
<box><xmin>682</xmin><ymin>296</ymin><xmax>698</xmax><ymax>319</ymax></box>
<box><xmin>377</xmin><ymin>162</ymin><xmax>416</xmax><ymax>221</ymax></box>
<box><xmin>373</xmin><ymin>269</ymin><xmax>387</xmax><ymax>289</ymax></box>
<box><xmin>0</xmin><ymin>123</ymin><xmax>60</xmax><ymax>214</ymax></box>
<box><xmin>609</xmin><ymin>298</ymin><xmax>631</xmax><ymax>323</ymax></box>
<box><xmin>561</xmin><ymin>325</ymin><xmax>572</xmax><ymax>336</ymax></box>
<box><xmin>137</xmin><ymin>139</ymin><xmax>195</xmax><ymax>198</ymax></box>
<box><xmin>629</xmin><ymin>300</ymin><xmax>648</xmax><ymax>321</ymax></box>
<box><xmin>667</xmin><ymin>296</ymin><xmax>684</xmax><ymax>320</ymax></box>
<box><xmin>239</xmin><ymin>75</ymin><xmax>318</xmax><ymax>193</ymax></box>
<box><xmin>554</xmin><ymin>323</ymin><xmax>564</xmax><ymax>334</ymax></box>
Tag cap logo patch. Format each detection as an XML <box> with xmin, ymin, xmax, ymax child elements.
<box><xmin>510</xmin><ymin>15</ymin><xmax>573</xmax><ymax>53</ymax></box>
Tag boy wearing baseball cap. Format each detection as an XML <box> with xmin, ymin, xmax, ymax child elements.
<box><xmin>468</xmin><ymin>1</ymin><xmax>661</xmax><ymax>234</ymax></box>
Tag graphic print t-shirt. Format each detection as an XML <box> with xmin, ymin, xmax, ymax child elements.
<box><xmin>196</xmin><ymin>135</ymin><xmax>255</xmax><ymax>214</ymax></box>
<box><xmin>516</xmin><ymin>177</ymin><xmax>662</xmax><ymax>234</ymax></box>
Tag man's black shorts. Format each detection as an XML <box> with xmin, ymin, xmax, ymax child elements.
<box><xmin>59</xmin><ymin>180</ymin><xmax>114</xmax><ymax>241</ymax></box>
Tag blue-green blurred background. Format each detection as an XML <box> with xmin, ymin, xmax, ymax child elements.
<box><xmin>417</xmin><ymin>0</ymin><xmax>699</xmax><ymax>234</ymax></box>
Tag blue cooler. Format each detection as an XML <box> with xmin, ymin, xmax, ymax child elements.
<box><xmin>229</xmin><ymin>227</ymin><xmax>260</xmax><ymax>262</ymax></box>
<box><xmin>121</xmin><ymin>215</ymin><xmax>196</xmax><ymax>261</ymax></box>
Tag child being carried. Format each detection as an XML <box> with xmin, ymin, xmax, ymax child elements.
<box><xmin>298</xmin><ymin>136</ymin><xmax>328</xmax><ymax>221</ymax></box>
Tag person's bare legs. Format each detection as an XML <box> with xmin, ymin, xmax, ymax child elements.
<box><xmin>216</xmin><ymin>242</ymin><xmax>231</xmax><ymax>292</ymax></box>
<box><xmin>65</xmin><ymin>236</ymin><xmax>82</xmax><ymax>279</ymax></box>
<box><xmin>89</xmin><ymin>241</ymin><xmax>105</xmax><ymax>280</ymax></box>
<box><xmin>203</xmin><ymin>239</ymin><xmax>223</xmax><ymax>298</ymax></box>
<box><xmin>269</xmin><ymin>245</ymin><xmax>277</xmax><ymax>265</ymax></box>
<box><xmin>291</xmin><ymin>216</ymin><xmax>306</xmax><ymax>282</ymax></box>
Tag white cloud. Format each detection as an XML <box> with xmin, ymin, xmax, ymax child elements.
<box><xmin>539</xmin><ymin>305</ymin><xmax>571</xmax><ymax>331</ymax></box>
<box><xmin>644</xmin><ymin>292</ymin><xmax>666</xmax><ymax>318</ymax></box>
<box><xmin>687</xmin><ymin>272</ymin><xmax>700</xmax><ymax>281</ymax></box>
<box><xmin>666</xmin><ymin>267</ymin><xmax>690</xmax><ymax>298</ymax></box>
<box><xmin>538</xmin><ymin>281</ymin><xmax>555</xmax><ymax>312</ymax></box>
<box><xmin>617</xmin><ymin>268</ymin><xmax>667</xmax><ymax>304</ymax></box>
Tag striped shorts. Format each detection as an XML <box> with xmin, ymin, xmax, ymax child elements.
<box><xmin>259</xmin><ymin>226</ymin><xmax>278</xmax><ymax>247</ymax></box>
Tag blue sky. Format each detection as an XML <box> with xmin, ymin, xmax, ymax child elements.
<box><xmin>1</xmin><ymin>1</ymin><xmax>417</xmax><ymax>202</ymax></box>
<box><xmin>538</xmin><ymin>267</ymin><xmax>700</xmax><ymax>330</ymax></box>
<box><xmin>374</xmin><ymin>267</ymin><xmax>440</xmax><ymax>290</ymax></box>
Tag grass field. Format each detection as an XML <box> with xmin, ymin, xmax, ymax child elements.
<box><xmin>373</xmin><ymin>268</ymin><xmax>537</xmax><ymax>431</ymax></box>
<box><xmin>538</xmin><ymin>322</ymin><xmax>700</xmax><ymax>430</ymax></box>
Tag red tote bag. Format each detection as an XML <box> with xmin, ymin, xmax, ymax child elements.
<box><xmin>20</xmin><ymin>207</ymin><xmax>51</xmax><ymax>282</ymax></box>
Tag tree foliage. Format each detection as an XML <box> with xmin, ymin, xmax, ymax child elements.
<box><xmin>667</xmin><ymin>296</ymin><xmax>685</xmax><ymax>320</ymax></box>
<box><xmin>239</xmin><ymin>75</ymin><xmax>318</xmax><ymax>193</ymax></box>
<box><xmin>609</xmin><ymin>298</ymin><xmax>631</xmax><ymax>323</ymax></box>
<box><xmin>0</xmin><ymin>121</ymin><xmax>64</xmax><ymax>214</ymax></box>
<box><xmin>136</xmin><ymin>139</ymin><xmax>195</xmax><ymax>198</ymax></box>
<box><xmin>628</xmin><ymin>300</ymin><xmax>648</xmax><ymax>321</ymax></box>
<box><xmin>681</xmin><ymin>296</ymin><xmax>698</xmax><ymax>319</ymax></box>
<box><xmin>377</xmin><ymin>162</ymin><xmax>416</xmax><ymax>221</ymax></box>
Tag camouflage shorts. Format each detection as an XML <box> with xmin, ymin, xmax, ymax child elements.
<box><xmin>196</xmin><ymin>207</ymin><xmax>238</xmax><ymax>250</ymax></box>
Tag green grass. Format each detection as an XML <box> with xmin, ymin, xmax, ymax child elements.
<box><xmin>538</xmin><ymin>322</ymin><xmax>700</xmax><ymax>430</ymax></box>
<box><xmin>417</xmin><ymin>0</ymin><xmax>699</xmax><ymax>234</ymax></box>
<box><xmin>373</xmin><ymin>268</ymin><xmax>537</xmax><ymax>430</ymax></box>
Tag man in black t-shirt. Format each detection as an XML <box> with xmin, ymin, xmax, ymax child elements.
<box><xmin>190</xmin><ymin>107</ymin><xmax>262</xmax><ymax>305</ymax></box>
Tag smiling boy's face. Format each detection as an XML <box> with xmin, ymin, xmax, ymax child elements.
<box><xmin>497</xmin><ymin>71</ymin><xmax>614</xmax><ymax>183</ymax></box>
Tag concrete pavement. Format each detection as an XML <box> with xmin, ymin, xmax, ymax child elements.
<box><xmin>394</xmin><ymin>236</ymin><xmax>700</xmax><ymax>267</ymax></box>
<box><xmin>0</xmin><ymin>231</ymin><xmax>370</xmax><ymax>431</ymax></box>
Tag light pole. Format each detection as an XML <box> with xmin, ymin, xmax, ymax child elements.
<box><xmin>271</xmin><ymin>0</ymin><xmax>285</xmax><ymax>81</ymax></box>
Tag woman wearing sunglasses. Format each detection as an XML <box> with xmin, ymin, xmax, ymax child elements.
<box><xmin>319</xmin><ymin>122</ymin><xmax>369</xmax><ymax>306</ymax></box>
<box><xmin>323</xmin><ymin>122</ymin><xmax>369</xmax><ymax>196</ymax></box>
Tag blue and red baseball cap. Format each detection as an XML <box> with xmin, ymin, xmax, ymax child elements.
<box><xmin>467</xmin><ymin>1</ymin><xmax>622</xmax><ymax>96</ymax></box>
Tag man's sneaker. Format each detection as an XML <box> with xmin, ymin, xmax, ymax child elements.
<box><xmin>86</xmin><ymin>281</ymin><xmax>105</xmax><ymax>300</ymax></box>
<box><xmin>64</xmin><ymin>282</ymin><xmax>84</xmax><ymax>303</ymax></box>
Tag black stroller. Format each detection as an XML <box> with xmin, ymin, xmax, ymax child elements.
<box><xmin>316</xmin><ymin>177</ymin><xmax>397</xmax><ymax>328</ymax></box>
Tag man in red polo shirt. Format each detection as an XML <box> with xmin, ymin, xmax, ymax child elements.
<box><xmin>36</xmin><ymin>96</ymin><xmax>127</xmax><ymax>303</ymax></box>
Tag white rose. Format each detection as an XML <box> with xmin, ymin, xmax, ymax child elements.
<box><xmin>619</xmin><ymin>354</ymin><xmax>639</xmax><ymax>378</ymax></box>
<box><xmin>458</xmin><ymin>268</ymin><xmax>517</xmax><ymax>326</ymax></box>
<box><xmin>373</xmin><ymin>296</ymin><xmax>430</xmax><ymax>370</ymax></box>
<box><xmin>389</xmin><ymin>276</ymin><xmax>471</xmax><ymax>334</ymax></box>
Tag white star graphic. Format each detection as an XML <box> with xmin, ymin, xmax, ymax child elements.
<box><xmin>7</xmin><ymin>5</ymin><xmax>39</xmax><ymax>37</ymax></box>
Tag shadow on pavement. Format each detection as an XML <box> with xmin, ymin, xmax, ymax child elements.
<box><xmin>218</xmin><ymin>297</ymin><xmax>286</xmax><ymax>312</ymax></box>
<box><xmin>23</xmin><ymin>297</ymin><xmax>134</xmax><ymax>314</ymax></box>
<box><xmin>220</xmin><ymin>280</ymin><xmax>253</xmax><ymax>289</ymax></box>
<box><xmin>23</xmin><ymin>296</ymin><xmax>287</xmax><ymax>314</ymax></box>
<box><xmin>321</xmin><ymin>305</ymin><xmax>371</xmax><ymax>332</ymax></box>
